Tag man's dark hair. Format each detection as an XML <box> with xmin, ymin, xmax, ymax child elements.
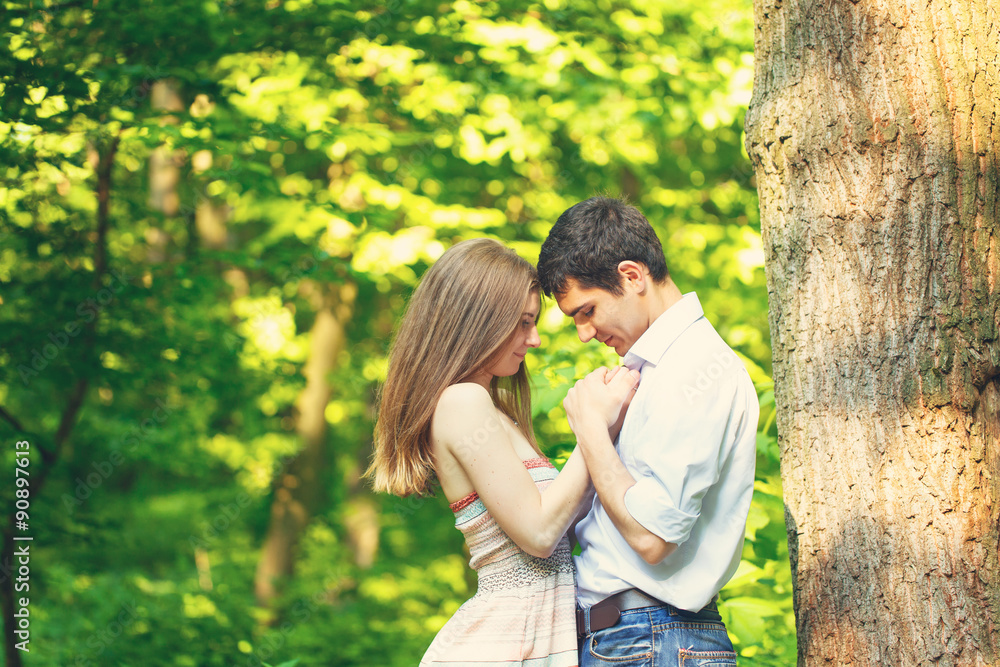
<box><xmin>537</xmin><ymin>196</ymin><xmax>669</xmax><ymax>297</ymax></box>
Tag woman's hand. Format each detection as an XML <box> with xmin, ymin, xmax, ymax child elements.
<box><xmin>603</xmin><ymin>366</ymin><xmax>638</xmax><ymax>442</ymax></box>
<box><xmin>563</xmin><ymin>366</ymin><xmax>640</xmax><ymax>438</ymax></box>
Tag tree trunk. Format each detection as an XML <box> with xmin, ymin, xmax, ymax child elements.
<box><xmin>148</xmin><ymin>79</ymin><xmax>184</xmax><ymax>262</ymax></box>
<box><xmin>190</xmin><ymin>145</ymin><xmax>231</xmax><ymax>252</ymax></box>
<box><xmin>254</xmin><ymin>283</ymin><xmax>356</xmax><ymax>608</ymax></box>
<box><xmin>342</xmin><ymin>461</ymin><xmax>380</xmax><ymax>570</ymax></box>
<box><xmin>745</xmin><ymin>0</ymin><xmax>999</xmax><ymax>665</ymax></box>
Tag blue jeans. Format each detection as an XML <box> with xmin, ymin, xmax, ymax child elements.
<box><xmin>578</xmin><ymin>601</ymin><xmax>737</xmax><ymax>666</ymax></box>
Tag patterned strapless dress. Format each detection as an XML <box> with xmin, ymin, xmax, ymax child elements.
<box><xmin>420</xmin><ymin>457</ymin><xmax>579</xmax><ymax>667</ymax></box>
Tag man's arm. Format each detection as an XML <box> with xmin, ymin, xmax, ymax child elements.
<box><xmin>564</xmin><ymin>370</ymin><xmax>677</xmax><ymax>565</ymax></box>
<box><xmin>572</xmin><ymin>417</ymin><xmax>677</xmax><ymax>564</ymax></box>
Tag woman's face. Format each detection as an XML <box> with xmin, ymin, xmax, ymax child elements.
<box><xmin>481</xmin><ymin>290</ymin><xmax>542</xmax><ymax>382</ymax></box>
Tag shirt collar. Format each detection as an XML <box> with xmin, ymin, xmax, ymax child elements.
<box><xmin>622</xmin><ymin>292</ymin><xmax>704</xmax><ymax>371</ymax></box>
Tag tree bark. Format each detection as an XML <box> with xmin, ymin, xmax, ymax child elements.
<box><xmin>253</xmin><ymin>282</ymin><xmax>356</xmax><ymax>608</ymax></box>
<box><xmin>745</xmin><ymin>0</ymin><xmax>999</xmax><ymax>665</ymax></box>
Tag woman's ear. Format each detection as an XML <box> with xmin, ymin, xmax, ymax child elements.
<box><xmin>616</xmin><ymin>260</ymin><xmax>647</xmax><ymax>293</ymax></box>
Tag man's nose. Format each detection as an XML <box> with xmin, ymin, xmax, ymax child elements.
<box><xmin>576</xmin><ymin>323</ymin><xmax>596</xmax><ymax>343</ymax></box>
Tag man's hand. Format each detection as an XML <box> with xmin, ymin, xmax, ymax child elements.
<box><xmin>564</xmin><ymin>367</ymin><xmax>640</xmax><ymax>438</ymax></box>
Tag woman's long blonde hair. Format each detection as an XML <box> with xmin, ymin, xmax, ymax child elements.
<box><xmin>368</xmin><ymin>238</ymin><xmax>540</xmax><ymax>497</ymax></box>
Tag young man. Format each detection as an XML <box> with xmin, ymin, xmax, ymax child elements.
<box><xmin>538</xmin><ymin>196</ymin><xmax>759</xmax><ymax>666</ymax></box>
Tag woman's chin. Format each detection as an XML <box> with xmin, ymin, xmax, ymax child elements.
<box><xmin>492</xmin><ymin>366</ymin><xmax>520</xmax><ymax>379</ymax></box>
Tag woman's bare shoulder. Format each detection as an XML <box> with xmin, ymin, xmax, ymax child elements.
<box><xmin>437</xmin><ymin>382</ymin><xmax>492</xmax><ymax>407</ymax></box>
<box><xmin>432</xmin><ymin>383</ymin><xmax>502</xmax><ymax>445</ymax></box>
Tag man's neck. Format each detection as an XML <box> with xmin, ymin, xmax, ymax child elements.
<box><xmin>643</xmin><ymin>276</ymin><xmax>684</xmax><ymax>326</ymax></box>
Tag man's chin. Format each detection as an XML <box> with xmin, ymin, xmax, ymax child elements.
<box><xmin>597</xmin><ymin>336</ymin><xmax>630</xmax><ymax>356</ymax></box>
<box><xmin>609</xmin><ymin>341</ymin><xmax>631</xmax><ymax>357</ymax></box>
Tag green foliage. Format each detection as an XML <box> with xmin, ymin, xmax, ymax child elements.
<box><xmin>0</xmin><ymin>0</ymin><xmax>791</xmax><ymax>664</ymax></box>
<box><xmin>718</xmin><ymin>389</ymin><xmax>797</xmax><ymax>666</ymax></box>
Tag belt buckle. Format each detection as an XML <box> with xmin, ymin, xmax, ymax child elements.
<box><xmin>576</xmin><ymin>599</ymin><xmax>622</xmax><ymax>637</ymax></box>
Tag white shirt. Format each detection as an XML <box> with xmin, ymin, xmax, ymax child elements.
<box><xmin>573</xmin><ymin>293</ymin><xmax>759</xmax><ymax>611</ymax></box>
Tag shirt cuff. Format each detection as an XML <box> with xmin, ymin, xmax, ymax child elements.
<box><xmin>624</xmin><ymin>477</ymin><xmax>699</xmax><ymax>546</ymax></box>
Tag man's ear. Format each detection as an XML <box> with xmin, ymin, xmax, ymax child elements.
<box><xmin>616</xmin><ymin>260</ymin><xmax>647</xmax><ymax>293</ymax></box>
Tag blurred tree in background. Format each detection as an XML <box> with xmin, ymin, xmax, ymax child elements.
<box><xmin>0</xmin><ymin>0</ymin><xmax>790</xmax><ymax>665</ymax></box>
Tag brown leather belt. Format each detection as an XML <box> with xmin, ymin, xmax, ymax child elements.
<box><xmin>575</xmin><ymin>588</ymin><xmax>665</xmax><ymax>637</ymax></box>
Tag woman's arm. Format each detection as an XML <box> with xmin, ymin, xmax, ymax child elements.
<box><xmin>567</xmin><ymin>481</ymin><xmax>596</xmax><ymax>551</ymax></box>
<box><xmin>433</xmin><ymin>378</ymin><xmax>634</xmax><ymax>558</ymax></box>
<box><xmin>564</xmin><ymin>367</ymin><xmax>674</xmax><ymax>565</ymax></box>
<box><xmin>603</xmin><ymin>365</ymin><xmax>636</xmax><ymax>443</ymax></box>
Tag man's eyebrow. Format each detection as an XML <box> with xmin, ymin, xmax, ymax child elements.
<box><xmin>566</xmin><ymin>303</ymin><xmax>589</xmax><ymax>318</ymax></box>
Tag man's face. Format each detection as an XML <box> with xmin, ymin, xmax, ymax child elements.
<box><xmin>554</xmin><ymin>278</ymin><xmax>647</xmax><ymax>357</ymax></box>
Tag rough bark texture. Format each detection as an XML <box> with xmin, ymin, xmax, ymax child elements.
<box><xmin>745</xmin><ymin>0</ymin><xmax>999</xmax><ymax>665</ymax></box>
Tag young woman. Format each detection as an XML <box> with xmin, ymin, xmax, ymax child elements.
<box><xmin>368</xmin><ymin>238</ymin><xmax>638</xmax><ymax>667</ymax></box>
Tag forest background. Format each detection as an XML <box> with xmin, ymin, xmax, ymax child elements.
<box><xmin>0</xmin><ymin>0</ymin><xmax>793</xmax><ymax>665</ymax></box>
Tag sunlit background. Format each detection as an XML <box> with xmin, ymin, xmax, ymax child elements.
<box><xmin>0</xmin><ymin>0</ymin><xmax>793</xmax><ymax>665</ymax></box>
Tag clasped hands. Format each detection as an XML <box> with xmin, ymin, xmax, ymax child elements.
<box><xmin>563</xmin><ymin>366</ymin><xmax>640</xmax><ymax>443</ymax></box>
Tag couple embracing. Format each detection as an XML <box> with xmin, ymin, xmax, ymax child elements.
<box><xmin>369</xmin><ymin>196</ymin><xmax>759</xmax><ymax>667</ymax></box>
